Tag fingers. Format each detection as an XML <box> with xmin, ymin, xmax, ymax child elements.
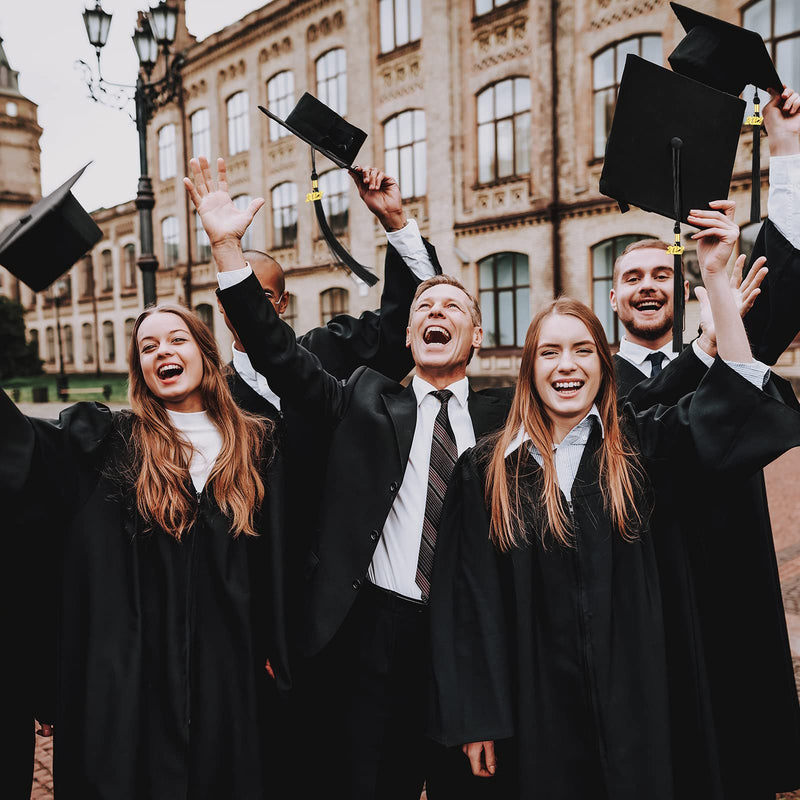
<box><xmin>483</xmin><ymin>740</ymin><xmax>497</xmax><ymax>776</ymax></box>
<box><xmin>690</xmin><ymin>227</ymin><xmax>736</xmax><ymax>241</ymax></box>
<box><xmin>217</xmin><ymin>157</ymin><xmax>228</xmax><ymax>194</ymax></box>
<box><xmin>694</xmin><ymin>285</ymin><xmax>708</xmax><ymax>305</ymax></box>
<box><xmin>730</xmin><ymin>253</ymin><xmax>745</xmax><ymax>289</ymax></box>
<box><xmin>355</xmin><ymin>166</ymin><xmax>386</xmax><ymax>191</ymax></box>
<box><xmin>705</xmin><ymin>200</ymin><xmax>736</xmax><ymax>218</ymax></box>
<box><xmin>740</xmin><ymin>259</ymin><xmax>768</xmax><ymax>294</ymax></box>
<box><xmin>36</xmin><ymin>723</ymin><xmax>54</xmax><ymax>737</ymax></box>
<box><xmin>740</xmin><ymin>287</ymin><xmax>762</xmax><ymax>316</ymax></box>
<box><xmin>462</xmin><ymin>742</ymin><xmax>497</xmax><ymax>778</ymax></box>
<box><xmin>782</xmin><ymin>87</ymin><xmax>800</xmax><ymax>115</ymax></box>
<box><xmin>246</xmin><ymin>197</ymin><xmax>266</xmax><ymax>222</ymax></box>
<box><xmin>183</xmin><ymin>176</ymin><xmax>201</xmax><ymax>208</ymax></box>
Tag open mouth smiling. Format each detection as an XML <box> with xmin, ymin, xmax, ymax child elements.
<box><xmin>552</xmin><ymin>379</ymin><xmax>584</xmax><ymax>396</ymax></box>
<box><xmin>157</xmin><ymin>363</ymin><xmax>184</xmax><ymax>380</ymax></box>
<box><xmin>423</xmin><ymin>325</ymin><xmax>452</xmax><ymax>345</ymax></box>
<box><xmin>633</xmin><ymin>298</ymin><xmax>664</xmax><ymax>313</ymax></box>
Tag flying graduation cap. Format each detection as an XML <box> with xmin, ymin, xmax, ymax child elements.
<box><xmin>668</xmin><ymin>2</ymin><xmax>783</xmax><ymax>224</ymax></box>
<box><xmin>599</xmin><ymin>55</ymin><xmax>745</xmax><ymax>353</ymax></box>
<box><xmin>258</xmin><ymin>93</ymin><xmax>377</xmax><ymax>286</ymax></box>
<box><xmin>0</xmin><ymin>163</ymin><xmax>102</xmax><ymax>293</ymax></box>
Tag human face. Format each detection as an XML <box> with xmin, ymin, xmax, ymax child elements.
<box><xmin>405</xmin><ymin>283</ymin><xmax>483</xmax><ymax>388</ymax></box>
<box><xmin>610</xmin><ymin>248</ymin><xmax>688</xmax><ymax>348</ymax></box>
<box><xmin>137</xmin><ymin>312</ymin><xmax>205</xmax><ymax>413</ymax></box>
<box><xmin>533</xmin><ymin>313</ymin><xmax>602</xmax><ymax>442</ymax></box>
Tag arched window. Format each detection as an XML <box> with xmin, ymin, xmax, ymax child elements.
<box><xmin>195</xmin><ymin>212</ymin><xmax>212</xmax><ymax>262</ymax></box>
<box><xmin>64</xmin><ymin>325</ymin><xmax>74</xmax><ymax>364</ymax></box>
<box><xmin>101</xmin><ymin>249</ymin><xmax>114</xmax><ymax>292</ymax></box>
<box><xmin>227</xmin><ymin>91</ymin><xmax>250</xmax><ymax>155</ymax></box>
<box><xmin>162</xmin><ymin>216</ymin><xmax>180</xmax><ymax>267</ymax></box>
<box><xmin>266</xmin><ymin>71</ymin><xmax>294</xmax><ymax>141</ymax></box>
<box><xmin>384</xmin><ymin>110</ymin><xmax>426</xmax><ymax>199</ymax></box>
<box><xmin>379</xmin><ymin>0</ymin><xmax>421</xmax><ymax>53</ymax></box>
<box><xmin>477</xmin><ymin>77</ymin><xmax>531</xmax><ymax>184</ymax></box>
<box><xmin>318</xmin><ymin>170</ymin><xmax>349</xmax><ymax>236</ymax></box>
<box><xmin>195</xmin><ymin>303</ymin><xmax>215</xmax><ymax>335</ymax></box>
<box><xmin>103</xmin><ymin>320</ymin><xmax>115</xmax><ymax>363</ymax></box>
<box><xmin>190</xmin><ymin>108</ymin><xmax>211</xmax><ymax>158</ymax></box>
<box><xmin>45</xmin><ymin>326</ymin><xmax>55</xmax><ymax>364</ymax></box>
<box><xmin>320</xmin><ymin>287</ymin><xmax>349</xmax><ymax>325</ymax></box>
<box><xmin>29</xmin><ymin>329</ymin><xmax>39</xmax><ymax>359</ymax></box>
<box><xmin>593</xmin><ymin>35</ymin><xmax>662</xmax><ymax>158</ymax></box>
<box><xmin>158</xmin><ymin>124</ymin><xmax>177</xmax><ymax>180</ymax></box>
<box><xmin>124</xmin><ymin>317</ymin><xmax>135</xmax><ymax>348</ymax></box>
<box><xmin>284</xmin><ymin>294</ymin><xmax>298</xmax><ymax>330</ymax></box>
<box><xmin>475</xmin><ymin>0</ymin><xmax>512</xmax><ymax>14</ymax></box>
<box><xmin>478</xmin><ymin>252</ymin><xmax>530</xmax><ymax>348</ymax></box>
<box><xmin>81</xmin><ymin>256</ymin><xmax>95</xmax><ymax>296</ymax></box>
<box><xmin>233</xmin><ymin>195</ymin><xmax>254</xmax><ymax>250</ymax></box>
<box><xmin>123</xmin><ymin>243</ymin><xmax>137</xmax><ymax>287</ymax></box>
<box><xmin>82</xmin><ymin>323</ymin><xmax>94</xmax><ymax>364</ymax></box>
<box><xmin>591</xmin><ymin>234</ymin><xmax>651</xmax><ymax>343</ymax></box>
<box><xmin>743</xmin><ymin>0</ymin><xmax>800</xmax><ymax>98</ymax></box>
<box><xmin>271</xmin><ymin>183</ymin><xmax>298</xmax><ymax>248</ymax></box>
<box><xmin>316</xmin><ymin>49</ymin><xmax>346</xmax><ymax>116</ymax></box>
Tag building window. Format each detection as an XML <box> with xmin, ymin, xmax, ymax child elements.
<box><xmin>81</xmin><ymin>257</ymin><xmax>94</xmax><ymax>296</ymax></box>
<box><xmin>101</xmin><ymin>249</ymin><xmax>114</xmax><ymax>292</ymax></box>
<box><xmin>233</xmin><ymin>195</ymin><xmax>254</xmax><ymax>250</ymax></box>
<box><xmin>158</xmin><ymin>124</ymin><xmax>177</xmax><ymax>180</ymax></box>
<box><xmin>271</xmin><ymin>183</ymin><xmax>298</xmax><ymax>248</ymax></box>
<box><xmin>743</xmin><ymin>0</ymin><xmax>800</xmax><ymax>101</ymax></box>
<box><xmin>284</xmin><ymin>295</ymin><xmax>298</xmax><ymax>330</ymax></box>
<box><xmin>190</xmin><ymin>108</ymin><xmax>211</xmax><ymax>159</ymax></box>
<box><xmin>318</xmin><ymin>170</ymin><xmax>349</xmax><ymax>236</ymax></box>
<box><xmin>227</xmin><ymin>91</ymin><xmax>250</xmax><ymax>155</ymax></box>
<box><xmin>591</xmin><ymin>234</ymin><xmax>650</xmax><ymax>343</ymax></box>
<box><xmin>124</xmin><ymin>317</ymin><xmax>135</xmax><ymax>349</ymax></box>
<box><xmin>477</xmin><ymin>77</ymin><xmax>531</xmax><ymax>184</ymax></box>
<box><xmin>123</xmin><ymin>243</ymin><xmax>137</xmax><ymax>287</ymax></box>
<box><xmin>195</xmin><ymin>212</ymin><xmax>212</xmax><ymax>262</ymax></box>
<box><xmin>29</xmin><ymin>329</ymin><xmax>39</xmax><ymax>360</ymax></box>
<box><xmin>478</xmin><ymin>252</ymin><xmax>530</xmax><ymax>348</ymax></box>
<box><xmin>320</xmin><ymin>287</ymin><xmax>349</xmax><ymax>324</ymax></box>
<box><xmin>64</xmin><ymin>325</ymin><xmax>74</xmax><ymax>364</ymax></box>
<box><xmin>103</xmin><ymin>320</ymin><xmax>115</xmax><ymax>363</ymax></box>
<box><xmin>316</xmin><ymin>49</ymin><xmax>346</xmax><ymax>116</ymax></box>
<box><xmin>45</xmin><ymin>326</ymin><xmax>55</xmax><ymax>364</ymax></box>
<box><xmin>266</xmin><ymin>71</ymin><xmax>294</xmax><ymax>141</ymax></box>
<box><xmin>593</xmin><ymin>35</ymin><xmax>662</xmax><ymax>158</ymax></box>
<box><xmin>162</xmin><ymin>216</ymin><xmax>180</xmax><ymax>267</ymax></box>
<box><xmin>475</xmin><ymin>0</ymin><xmax>512</xmax><ymax>14</ymax></box>
<box><xmin>82</xmin><ymin>323</ymin><xmax>94</xmax><ymax>364</ymax></box>
<box><xmin>195</xmin><ymin>303</ymin><xmax>215</xmax><ymax>335</ymax></box>
<box><xmin>384</xmin><ymin>110</ymin><xmax>426</xmax><ymax>199</ymax></box>
<box><xmin>380</xmin><ymin>0</ymin><xmax>421</xmax><ymax>53</ymax></box>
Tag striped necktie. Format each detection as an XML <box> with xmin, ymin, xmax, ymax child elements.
<box><xmin>416</xmin><ymin>389</ymin><xmax>458</xmax><ymax>600</ymax></box>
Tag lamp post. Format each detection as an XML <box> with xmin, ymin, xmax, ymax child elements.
<box><xmin>78</xmin><ymin>0</ymin><xmax>184</xmax><ymax>308</ymax></box>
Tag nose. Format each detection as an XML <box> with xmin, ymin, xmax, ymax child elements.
<box><xmin>427</xmin><ymin>302</ymin><xmax>445</xmax><ymax>317</ymax></box>
<box><xmin>556</xmin><ymin>351</ymin><xmax>577</xmax><ymax>372</ymax></box>
<box><xmin>155</xmin><ymin>340</ymin><xmax>175</xmax><ymax>359</ymax></box>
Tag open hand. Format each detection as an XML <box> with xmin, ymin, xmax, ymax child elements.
<box><xmin>183</xmin><ymin>157</ymin><xmax>264</xmax><ymax>247</ymax></box>
<box><xmin>349</xmin><ymin>166</ymin><xmax>406</xmax><ymax>231</ymax></box>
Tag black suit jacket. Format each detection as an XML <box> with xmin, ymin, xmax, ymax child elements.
<box><xmin>219</xmin><ymin>270</ymin><xmax>513</xmax><ymax>657</ymax></box>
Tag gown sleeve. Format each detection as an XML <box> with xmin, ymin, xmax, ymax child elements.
<box><xmin>623</xmin><ymin>343</ymin><xmax>708</xmax><ymax>411</ymax></box>
<box><xmin>427</xmin><ymin>449</ymin><xmax>516</xmax><ymax>747</ymax></box>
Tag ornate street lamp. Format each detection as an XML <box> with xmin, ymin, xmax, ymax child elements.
<box><xmin>77</xmin><ymin>1</ymin><xmax>185</xmax><ymax>308</ymax></box>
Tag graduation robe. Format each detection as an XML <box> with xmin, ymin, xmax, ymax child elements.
<box><xmin>0</xmin><ymin>393</ymin><xmax>290</xmax><ymax>800</ymax></box>
<box><xmin>428</xmin><ymin>361</ymin><xmax>800</xmax><ymax>800</ymax></box>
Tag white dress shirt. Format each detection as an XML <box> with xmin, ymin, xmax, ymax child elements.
<box><xmin>166</xmin><ymin>409</ymin><xmax>223</xmax><ymax>493</ymax></box>
<box><xmin>217</xmin><ymin>220</ymin><xmax>436</xmax><ymax>405</ymax></box>
<box><xmin>768</xmin><ymin>153</ymin><xmax>800</xmax><ymax>248</ymax></box>
<box><xmin>367</xmin><ymin>375</ymin><xmax>474</xmax><ymax>600</ymax></box>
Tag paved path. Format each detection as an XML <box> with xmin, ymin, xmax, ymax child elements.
<box><xmin>24</xmin><ymin>434</ymin><xmax>800</xmax><ymax>800</ymax></box>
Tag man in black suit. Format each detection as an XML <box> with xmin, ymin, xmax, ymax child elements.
<box><xmin>185</xmin><ymin>155</ymin><xmax>512</xmax><ymax>800</ymax></box>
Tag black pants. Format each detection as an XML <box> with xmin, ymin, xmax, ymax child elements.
<box><xmin>295</xmin><ymin>581</ymin><xmax>498</xmax><ymax>800</ymax></box>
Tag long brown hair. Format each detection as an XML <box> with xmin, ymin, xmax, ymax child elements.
<box><xmin>127</xmin><ymin>304</ymin><xmax>271</xmax><ymax>539</ymax></box>
<box><xmin>486</xmin><ymin>297</ymin><xmax>645</xmax><ymax>551</ymax></box>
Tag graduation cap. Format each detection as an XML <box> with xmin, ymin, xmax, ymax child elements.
<box><xmin>0</xmin><ymin>163</ymin><xmax>102</xmax><ymax>293</ymax></box>
<box><xmin>258</xmin><ymin>93</ymin><xmax>377</xmax><ymax>286</ymax></box>
<box><xmin>668</xmin><ymin>2</ymin><xmax>783</xmax><ymax>224</ymax></box>
<box><xmin>599</xmin><ymin>55</ymin><xmax>745</xmax><ymax>353</ymax></box>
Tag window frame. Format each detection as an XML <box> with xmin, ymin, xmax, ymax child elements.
<box><xmin>320</xmin><ymin>287</ymin><xmax>349</xmax><ymax>325</ymax></box>
<box><xmin>379</xmin><ymin>0</ymin><xmax>422</xmax><ymax>54</ymax></box>
<box><xmin>384</xmin><ymin>109</ymin><xmax>426</xmax><ymax>200</ymax></box>
<box><xmin>158</xmin><ymin>123</ymin><xmax>177</xmax><ymax>180</ymax></box>
<box><xmin>271</xmin><ymin>182</ymin><xmax>298</xmax><ymax>249</ymax></box>
<box><xmin>316</xmin><ymin>49</ymin><xmax>347</xmax><ymax>116</ymax></box>
<box><xmin>190</xmin><ymin>108</ymin><xmax>211</xmax><ymax>159</ymax></box>
<box><xmin>477</xmin><ymin>251</ymin><xmax>530</xmax><ymax>350</ymax></box>
<box><xmin>226</xmin><ymin>91</ymin><xmax>250</xmax><ymax>156</ymax></box>
<box><xmin>161</xmin><ymin>216</ymin><xmax>180</xmax><ymax>268</ymax></box>
<box><xmin>266</xmin><ymin>71</ymin><xmax>295</xmax><ymax>141</ymax></box>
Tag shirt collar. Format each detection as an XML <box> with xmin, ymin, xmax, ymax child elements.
<box><xmin>411</xmin><ymin>375</ymin><xmax>470</xmax><ymax>409</ymax></box>
<box><xmin>617</xmin><ymin>336</ymin><xmax>676</xmax><ymax>367</ymax></box>
<box><xmin>503</xmin><ymin>405</ymin><xmax>604</xmax><ymax>457</ymax></box>
<box><xmin>231</xmin><ymin>343</ymin><xmax>257</xmax><ymax>381</ymax></box>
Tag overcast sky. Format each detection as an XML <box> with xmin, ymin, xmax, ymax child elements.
<box><xmin>1</xmin><ymin>1</ymin><xmax>267</xmax><ymax>212</ymax></box>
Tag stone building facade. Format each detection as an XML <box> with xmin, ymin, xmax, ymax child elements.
<box><xmin>3</xmin><ymin>0</ymin><xmax>800</xmax><ymax>382</ymax></box>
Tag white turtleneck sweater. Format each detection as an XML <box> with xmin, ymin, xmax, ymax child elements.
<box><xmin>166</xmin><ymin>409</ymin><xmax>223</xmax><ymax>493</ymax></box>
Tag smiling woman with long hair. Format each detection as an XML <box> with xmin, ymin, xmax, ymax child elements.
<box><xmin>0</xmin><ymin>304</ymin><xmax>288</xmax><ymax>800</ymax></box>
<box><xmin>427</xmin><ymin>265</ymin><xmax>800</xmax><ymax>800</ymax></box>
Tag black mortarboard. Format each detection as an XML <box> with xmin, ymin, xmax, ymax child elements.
<box><xmin>258</xmin><ymin>94</ymin><xmax>377</xmax><ymax>286</ymax></box>
<box><xmin>668</xmin><ymin>2</ymin><xmax>783</xmax><ymax>223</ymax></box>
<box><xmin>0</xmin><ymin>163</ymin><xmax>102</xmax><ymax>293</ymax></box>
<box><xmin>599</xmin><ymin>55</ymin><xmax>745</xmax><ymax>352</ymax></box>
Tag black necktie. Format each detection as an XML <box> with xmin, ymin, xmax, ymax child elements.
<box><xmin>416</xmin><ymin>390</ymin><xmax>458</xmax><ymax>600</ymax></box>
<box><xmin>646</xmin><ymin>351</ymin><xmax>667</xmax><ymax>377</ymax></box>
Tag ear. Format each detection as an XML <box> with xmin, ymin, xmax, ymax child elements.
<box><xmin>472</xmin><ymin>326</ymin><xmax>483</xmax><ymax>348</ymax></box>
<box><xmin>216</xmin><ymin>296</ymin><xmax>225</xmax><ymax>314</ymax></box>
<box><xmin>682</xmin><ymin>279</ymin><xmax>690</xmax><ymax>302</ymax></box>
<box><xmin>276</xmin><ymin>290</ymin><xmax>290</xmax><ymax>315</ymax></box>
<box><xmin>405</xmin><ymin>326</ymin><xmax>411</xmax><ymax>348</ymax></box>
<box><xmin>609</xmin><ymin>288</ymin><xmax>618</xmax><ymax>313</ymax></box>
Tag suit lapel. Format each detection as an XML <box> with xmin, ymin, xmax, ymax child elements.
<box><xmin>613</xmin><ymin>353</ymin><xmax>646</xmax><ymax>399</ymax></box>
<box><xmin>382</xmin><ymin>384</ymin><xmax>418</xmax><ymax>470</ymax></box>
<box><xmin>468</xmin><ymin>388</ymin><xmax>510</xmax><ymax>439</ymax></box>
<box><xmin>227</xmin><ymin>366</ymin><xmax>282</xmax><ymax>422</ymax></box>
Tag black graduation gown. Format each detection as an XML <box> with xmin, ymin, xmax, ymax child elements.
<box><xmin>0</xmin><ymin>393</ymin><xmax>290</xmax><ymax>800</ymax></box>
<box><xmin>428</xmin><ymin>361</ymin><xmax>800</xmax><ymax>800</ymax></box>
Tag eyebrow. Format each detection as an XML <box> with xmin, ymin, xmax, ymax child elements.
<box><xmin>138</xmin><ymin>329</ymin><xmax>190</xmax><ymax>343</ymax></box>
<box><xmin>538</xmin><ymin>340</ymin><xmax>595</xmax><ymax>348</ymax></box>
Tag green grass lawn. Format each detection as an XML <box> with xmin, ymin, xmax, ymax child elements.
<box><xmin>2</xmin><ymin>372</ymin><xmax>129</xmax><ymax>404</ymax></box>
